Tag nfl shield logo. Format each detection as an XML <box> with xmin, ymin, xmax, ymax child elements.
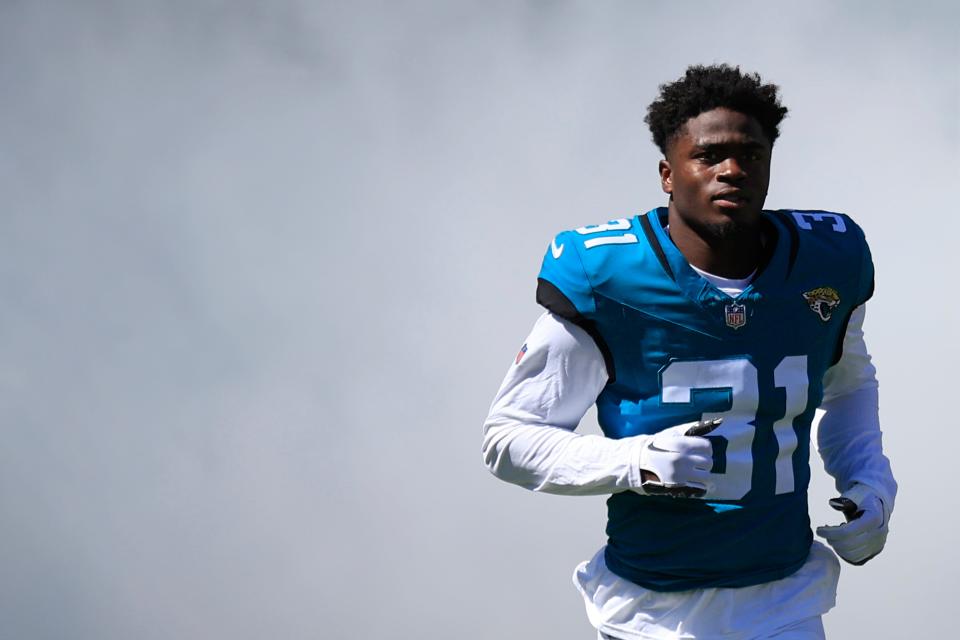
<box><xmin>724</xmin><ymin>303</ymin><xmax>747</xmax><ymax>329</ymax></box>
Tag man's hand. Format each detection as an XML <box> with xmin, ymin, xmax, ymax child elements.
<box><xmin>637</xmin><ymin>418</ymin><xmax>721</xmax><ymax>498</ymax></box>
<box><xmin>816</xmin><ymin>484</ymin><xmax>889</xmax><ymax>565</ymax></box>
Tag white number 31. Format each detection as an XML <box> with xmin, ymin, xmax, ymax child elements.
<box><xmin>660</xmin><ymin>356</ymin><xmax>809</xmax><ymax>500</ymax></box>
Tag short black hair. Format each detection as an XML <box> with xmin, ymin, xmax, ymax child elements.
<box><xmin>645</xmin><ymin>64</ymin><xmax>788</xmax><ymax>155</ymax></box>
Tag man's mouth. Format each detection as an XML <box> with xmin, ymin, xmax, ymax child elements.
<box><xmin>712</xmin><ymin>190</ymin><xmax>750</xmax><ymax>208</ymax></box>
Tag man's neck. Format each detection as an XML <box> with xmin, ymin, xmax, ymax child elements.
<box><xmin>666</xmin><ymin>208</ymin><xmax>765</xmax><ymax>279</ymax></box>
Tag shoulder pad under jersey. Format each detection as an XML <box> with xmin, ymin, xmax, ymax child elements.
<box><xmin>536</xmin><ymin>218</ymin><xmax>644</xmax><ymax>319</ymax></box>
<box><xmin>775</xmin><ymin>209</ymin><xmax>875</xmax><ymax>305</ymax></box>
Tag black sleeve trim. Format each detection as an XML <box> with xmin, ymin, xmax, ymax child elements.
<box><xmin>830</xmin><ymin>307</ymin><xmax>855</xmax><ymax>366</ymax></box>
<box><xmin>536</xmin><ymin>278</ymin><xmax>616</xmax><ymax>383</ymax></box>
<box><xmin>863</xmin><ymin>277</ymin><xmax>875</xmax><ymax>303</ymax></box>
<box><xmin>639</xmin><ymin>213</ymin><xmax>675</xmax><ymax>281</ymax></box>
<box><xmin>835</xmin><ymin>229</ymin><xmax>874</xmax><ymax>365</ymax></box>
<box><xmin>859</xmin><ymin>223</ymin><xmax>875</xmax><ymax>305</ymax></box>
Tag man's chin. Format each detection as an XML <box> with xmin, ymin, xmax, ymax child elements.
<box><xmin>698</xmin><ymin>210</ymin><xmax>762</xmax><ymax>240</ymax></box>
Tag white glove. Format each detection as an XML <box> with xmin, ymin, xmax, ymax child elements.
<box><xmin>636</xmin><ymin>418</ymin><xmax>720</xmax><ymax>498</ymax></box>
<box><xmin>816</xmin><ymin>483</ymin><xmax>890</xmax><ymax>565</ymax></box>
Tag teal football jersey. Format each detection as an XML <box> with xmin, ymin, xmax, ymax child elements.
<box><xmin>537</xmin><ymin>207</ymin><xmax>874</xmax><ymax>591</ymax></box>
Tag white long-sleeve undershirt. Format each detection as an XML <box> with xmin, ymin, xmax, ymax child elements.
<box><xmin>481</xmin><ymin>306</ymin><xmax>896</xmax><ymax>511</ymax></box>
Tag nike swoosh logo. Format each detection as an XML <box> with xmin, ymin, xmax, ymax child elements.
<box><xmin>551</xmin><ymin>239</ymin><xmax>564</xmax><ymax>259</ymax></box>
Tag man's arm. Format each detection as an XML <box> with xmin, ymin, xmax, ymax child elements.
<box><xmin>482</xmin><ymin>312</ymin><xmax>643</xmax><ymax>495</ymax></box>
<box><xmin>815</xmin><ymin>305</ymin><xmax>897</xmax><ymax>564</ymax></box>
<box><xmin>482</xmin><ymin>313</ymin><xmax>716</xmax><ymax>497</ymax></box>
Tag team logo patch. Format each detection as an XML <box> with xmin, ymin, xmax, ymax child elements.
<box><xmin>724</xmin><ymin>303</ymin><xmax>747</xmax><ymax>329</ymax></box>
<box><xmin>803</xmin><ymin>287</ymin><xmax>841</xmax><ymax>322</ymax></box>
<box><xmin>515</xmin><ymin>343</ymin><xmax>528</xmax><ymax>364</ymax></box>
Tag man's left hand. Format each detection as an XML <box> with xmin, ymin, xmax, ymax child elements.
<box><xmin>816</xmin><ymin>484</ymin><xmax>889</xmax><ymax>565</ymax></box>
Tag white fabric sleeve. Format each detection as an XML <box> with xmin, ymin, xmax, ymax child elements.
<box><xmin>481</xmin><ymin>312</ymin><xmax>647</xmax><ymax>495</ymax></box>
<box><xmin>817</xmin><ymin>305</ymin><xmax>897</xmax><ymax>513</ymax></box>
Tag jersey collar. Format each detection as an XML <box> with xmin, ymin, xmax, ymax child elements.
<box><xmin>642</xmin><ymin>207</ymin><xmax>792</xmax><ymax>308</ymax></box>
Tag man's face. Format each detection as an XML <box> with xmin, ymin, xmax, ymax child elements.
<box><xmin>659</xmin><ymin>108</ymin><xmax>772</xmax><ymax>238</ymax></box>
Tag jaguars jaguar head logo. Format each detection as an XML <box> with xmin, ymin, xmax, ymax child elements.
<box><xmin>802</xmin><ymin>287</ymin><xmax>841</xmax><ymax>322</ymax></box>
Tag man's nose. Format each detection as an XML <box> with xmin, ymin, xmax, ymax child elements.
<box><xmin>718</xmin><ymin>156</ymin><xmax>747</xmax><ymax>180</ymax></box>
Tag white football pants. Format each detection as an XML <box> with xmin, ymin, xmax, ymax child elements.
<box><xmin>598</xmin><ymin>615</ymin><xmax>825</xmax><ymax>640</ymax></box>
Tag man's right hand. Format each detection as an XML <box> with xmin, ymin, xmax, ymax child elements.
<box><xmin>636</xmin><ymin>418</ymin><xmax>721</xmax><ymax>498</ymax></box>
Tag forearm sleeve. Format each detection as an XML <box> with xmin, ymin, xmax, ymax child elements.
<box><xmin>481</xmin><ymin>313</ymin><xmax>645</xmax><ymax>495</ymax></box>
<box><xmin>818</xmin><ymin>306</ymin><xmax>897</xmax><ymax>511</ymax></box>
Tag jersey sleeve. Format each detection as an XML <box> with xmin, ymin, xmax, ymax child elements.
<box><xmin>787</xmin><ymin>211</ymin><xmax>876</xmax><ymax>365</ymax></box>
<box><xmin>781</xmin><ymin>210</ymin><xmax>874</xmax><ymax>300</ymax></box>
<box><xmin>536</xmin><ymin>230</ymin><xmax>596</xmax><ymax>318</ymax></box>
<box><xmin>536</xmin><ymin>229</ymin><xmax>620</xmax><ymax>379</ymax></box>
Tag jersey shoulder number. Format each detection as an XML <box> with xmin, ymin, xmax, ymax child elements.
<box><xmin>777</xmin><ymin>209</ymin><xmax>874</xmax><ymax>306</ymax></box>
<box><xmin>537</xmin><ymin>218</ymin><xmax>641</xmax><ymax>317</ymax></box>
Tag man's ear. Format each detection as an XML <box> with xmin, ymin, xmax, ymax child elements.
<box><xmin>659</xmin><ymin>159</ymin><xmax>673</xmax><ymax>195</ymax></box>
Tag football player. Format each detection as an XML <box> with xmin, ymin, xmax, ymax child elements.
<box><xmin>482</xmin><ymin>65</ymin><xmax>896</xmax><ymax>639</ymax></box>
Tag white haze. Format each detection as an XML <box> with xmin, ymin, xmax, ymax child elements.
<box><xmin>0</xmin><ymin>1</ymin><xmax>956</xmax><ymax>638</ymax></box>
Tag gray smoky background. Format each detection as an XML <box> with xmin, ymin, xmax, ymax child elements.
<box><xmin>1</xmin><ymin>1</ymin><xmax>956</xmax><ymax>638</ymax></box>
